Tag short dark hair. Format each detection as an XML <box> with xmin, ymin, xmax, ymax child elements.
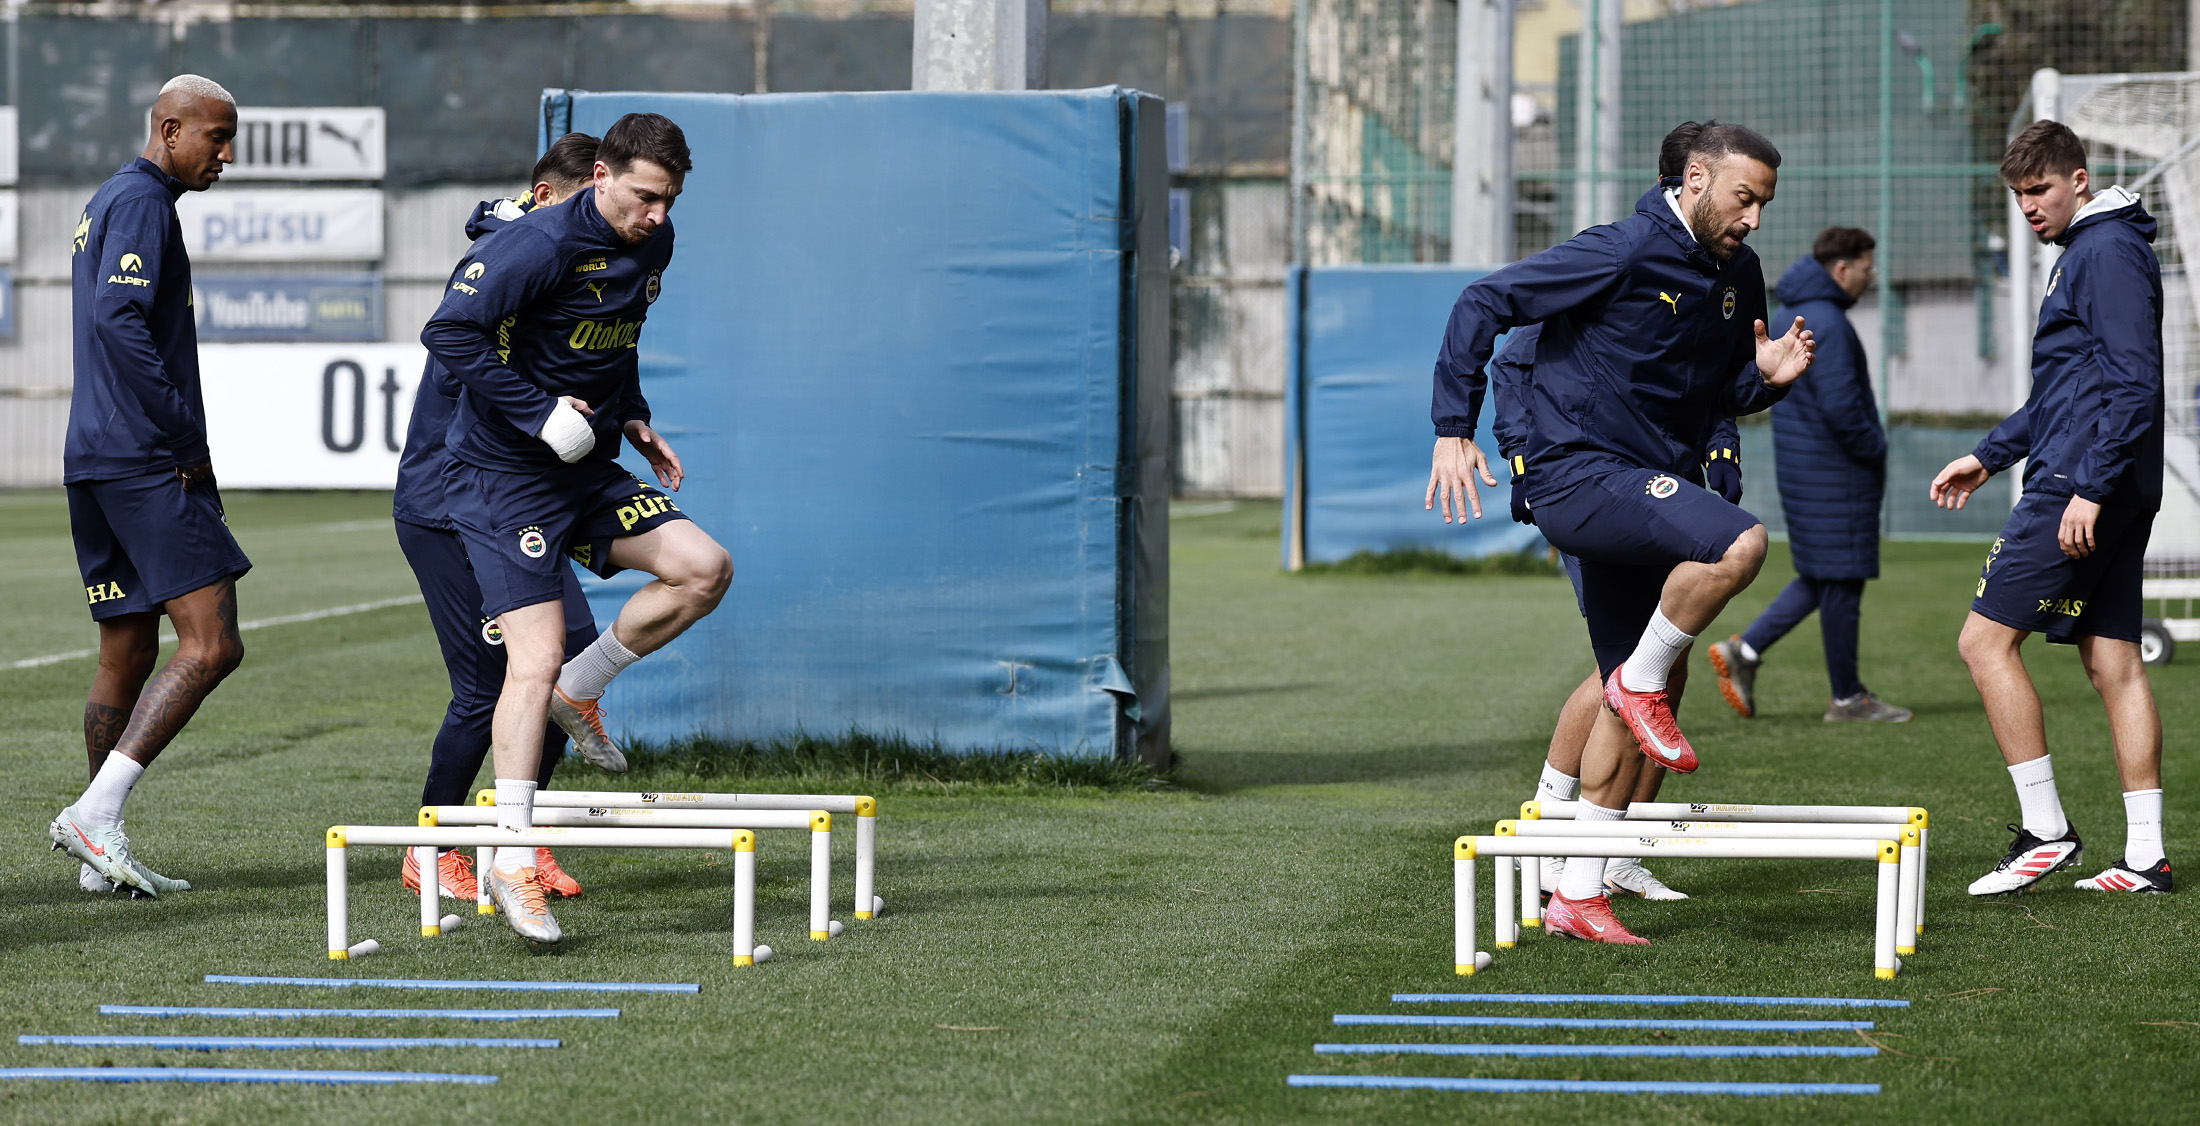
<box><xmin>1812</xmin><ymin>226</ymin><xmax>1876</xmax><ymax>264</ymax></box>
<box><xmin>532</xmin><ymin>132</ymin><xmax>599</xmax><ymax>192</ymax></box>
<box><xmin>2002</xmin><ymin>120</ymin><xmax>2087</xmax><ymax>185</ymax></box>
<box><xmin>598</xmin><ymin>112</ymin><xmax>692</xmax><ymax>177</ymax></box>
<box><xmin>1658</xmin><ymin>121</ymin><xmax>1705</xmax><ymax>179</ymax></box>
<box><xmin>1686</xmin><ymin>121</ymin><xmax>1783</xmax><ymax>173</ymax></box>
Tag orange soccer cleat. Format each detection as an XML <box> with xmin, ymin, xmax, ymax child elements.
<box><xmin>534</xmin><ymin>848</ymin><xmax>583</xmax><ymax>898</ymax></box>
<box><xmin>401</xmin><ymin>847</ymin><xmax>479</xmax><ymax>901</ymax></box>
<box><xmin>1544</xmin><ymin>891</ymin><xmax>1651</xmax><ymax>945</ymax></box>
<box><xmin>1604</xmin><ymin>675</ymin><xmax>1699</xmax><ymax>773</ymax></box>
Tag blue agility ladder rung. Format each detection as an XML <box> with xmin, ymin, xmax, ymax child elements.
<box><xmin>205</xmin><ymin>975</ymin><xmax>697</xmax><ymax>993</ymax></box>
<box><xmin>22</xmin><ymin>1035</ymin><xmax>558</xmax><ymax>1051</ymax></box>
<box><xmin>1335</xmin><ymin>1014</ymin><xmax>1873</xmax><ymax>1032</ymax></box>
<box><xmin>0</xmin><ymin>1067</ymin><xmax>497</xmax><ymax>1086</ymax></box>
<box><xmin>1390</xmin><ymin>993</ymin><xmax>1909</xmax><ymax>1008</ymax></box>
<box><xmin>101</xmin><ymin>1005</ymin><xmax>618</xmax><ymax>1021</ymax></box>
<box><xmin>1314</xmin><ymin>1043</ymin><xmax>1878</xmax><ymax>1058</ymax></box>
<box><xmin>1289</xmin><ymin>1075</ymin><xmax>1880</xmax><ymax>1096</ymax></box>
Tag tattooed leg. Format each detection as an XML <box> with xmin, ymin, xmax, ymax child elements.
<box><xmin>87</xmin><ymin>614</ymin><xmax>160</xmax><ymax>778</ymax></box>
<box><xmin>106</xmin><ymin>580</ymin><xmax>245</xmax><ymax>769</ymax></box>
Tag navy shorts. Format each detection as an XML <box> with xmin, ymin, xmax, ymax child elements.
<box><xmin>1972</xmin><ymin>493</ymin><xmax>2155</xmax><ymax>645</ymax></box>
<box><xmin>1534</xmin><ymin>468</ymin><xmax>1761</xmax><ymax>679</ymax></box>
<box><xmin>444</xmin><ymin>460</ymin><xmax>691</xmax><ymax>618</ymax></box>
<box><xmin>68</xmin><ymin>471</ymin><xmax>252</xmax><ymax>621</ymax></box>
<box><xmin>396</xmin><ymin>521</ymin><xmax>599</xmax><ymax>708</ymax></box>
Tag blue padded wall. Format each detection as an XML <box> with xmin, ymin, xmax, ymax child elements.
<box><xmin>1284</xmin><ymin>265</ymin><xmax>1545</xmax><ymax>568</ymax></box>
<box><xmin>543</xmin><ymin>89</ymin><xmax>1169</xmax><ymax>759</ymax></box>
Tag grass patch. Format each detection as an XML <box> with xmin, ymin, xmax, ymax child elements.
<box><xmin>607</xmin><ymin>729</ymin><xmax>1171</xmax><ymax>793</ymax></box>
<box><xmin>1299</xmin><ymin>545</ymin><xmax>1561</xmax><ymax>577</ymax></box>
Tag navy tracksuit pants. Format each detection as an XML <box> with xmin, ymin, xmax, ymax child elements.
<box><xmin>1741</xmin><ymin>576</ymin><xmax>1867</xmax><ymax>700</ymax></box>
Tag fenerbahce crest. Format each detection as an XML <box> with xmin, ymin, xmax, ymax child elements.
<box><xmin>1721</xmin><ymin>287</ymin><xmax>1737</xmax><ymax>320</ymax></box>
<box><xmin>518</xmin><ymin>526</ymin><xmax>548</xmax><ymax>559</ymax></box>
<box><xmin>1646</xmin><ymin>475</ymin><xmax>1680</xmax><ymax>499</ymax></box>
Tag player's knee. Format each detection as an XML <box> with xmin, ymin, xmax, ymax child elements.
<box><xmin>179</xmin><ymin>633</ymin><xmax>245</xmax><ymax>679</ymax></box>
<box><xmin>1956</xmin><ymin>618</ymin><xmax>2011</xmax><ymax>669</ymax></box>
<box><xmin>1716</xmin><ymin>525</ymin><xmax>1768</xmax><ymax>579</ymax></box>
<box><xmin>670</xmin><ymin>542</ymin><xmax>733</xmax><ymax>607</ymax></box>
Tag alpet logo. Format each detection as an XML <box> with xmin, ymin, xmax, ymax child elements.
<box><xmin>517</xmin><ymin>526</ymin><xmax>548</xmax><ymax>559</ymax></box>
<box><xmin>1645</xmin><ymin>475</ymin><xmax>1680</xmax><ymax>499</ymax></box>
<box><xmin>107</xmin><ymin>251</ymin><xmax>153</xmax><ymax>287</ymax></box>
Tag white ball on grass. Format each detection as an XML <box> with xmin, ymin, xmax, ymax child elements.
<box><xmin>1475</xmin><ymin>951</ymin><xmax>1493</xmax><ymax>971</ymax></box>
<box><xmin>752</xmin><ymin>944</ymin><xmax>774</xmax><ymax>963</ymax></box>
<box><xmin>346</xmin><ymin>939</ymin><xmax>381</xmax><ymax>959</ymax></box>
<box><xmin>827</xmin><ymin>920</ymin><xmax>844</xmax><ymax>937</ymax></box>
<box><xmin>872</xmin><ymin>896</ymin><xmax>886</xmax><ymax>916</ymax></box>
<box><xmin>439</xmin><ymin>913</ymin><xmax>464</xmax><ymax>933</ymax></box>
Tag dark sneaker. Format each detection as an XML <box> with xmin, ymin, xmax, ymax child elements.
<box><xmin>1708</xmin><ymin>636</ymin><xmax>1758</xmax><ymax>718</ymax></box>
<box><xmin>1968</xmin><ymin>823</ymin><xmax>2084</xmax><ymax>895</ymax></box>
<box><xmin>2075</xmin><ymin>858</ymin><xmax>2172</xmax><ymax>893</ymax></box>
<box><xmin>1825</xmin><ymin>692</ymin><xmax>1913</xmax><ymax>723</ymax></box>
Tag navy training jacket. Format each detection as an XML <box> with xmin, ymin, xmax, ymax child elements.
<box><xmin>1975</xmin><ymin>187</ymin><xmax>2164</xmax><ymax>506</ymax></box>
<box><xmin>65</xmin><ymin>158</ymin><xmax>208</xmax><ymax>483</ymax></box>
<box><xmin>1432</xmin><ymin>184</ymin><xmax>1785</xmax><ymax>504</ymax></box>
<box><xmin>1490</xmin><ymin>323</ymin><xmax>1740</xmax><ymax>484</ymax></box>
<box><xmin>396</xmin><ymin>195</ymin><xmax>541</xmax><ymax>529</ymax></box>
<box><xmin>1768</xmin><ymin>254</ymin><xmax>1885</xmax><ymax>580</ymax></box>
<box><xmin>422</xmin><ymin>186</ymin><xmax>668</xmax><ymax>475</ymax></box>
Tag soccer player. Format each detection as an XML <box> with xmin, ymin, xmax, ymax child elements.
<box><xmin>1710</xmin><ymin>227</ymin><xmax>1910</xmax><ymax>724</ymax></box>
<box><xmin>1495</xmin><ymin>121</ymin><xmax>1744</xmax><ymax>903</ymax></box>
<box><xmin>394</xmin><ymin>132</ymin><xmax>615</xmax><ymax>905</ymax></box>
<box><xmin>424</xmin><ymin>113</ymin><xmax>731</xmax><ymax>943</ymax></box>
<box><xmin>1930</xmin><ymin>121</ymin><xmax>2170</xmax><ymax>895</ymax></box>
<box><xmin>51</xmin><ymin>76</ymin><xmax>246</xmax><ymax>898</ymax></box>
<box><xmin>1427</xmin><ymin>122</ymin><xmax>1816</xmax><ymax>943</ymax></box>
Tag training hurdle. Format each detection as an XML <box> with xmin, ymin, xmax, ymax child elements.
<box><xmin>511</xmin><ymin>790</ymin><xmax>880</xmax><ymax>920</ymax></box>
<box><xmin>1454</xmin><ymin>835</ymin><xmax>1905</xmax><ymax>979</ymax></box>
<box><xmin>326</xmin><ymin>826</ymin><xmax>764</xmax><ymax>965</ymax></box>
<box><xmin>1524</xmin><ymin>800</ymin><xmax>1930</xmax><ymax>936</ymax></box>
<box><xmin>428</xmin><ymin>806</ymin><xmax>835</xmax><ymax>942</ymax></box>
<box><xmin>1500</xmin><ymin>820</ymin><xmax>1924</xmax><ymax>957</ymax></box>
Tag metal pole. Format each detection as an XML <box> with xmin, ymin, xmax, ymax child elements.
<box><xmin>1290</xmin><ymin>0</ymin><xmax>1311</xmax><ymax>264</ymax></box>
<box><xmin>1452</xmin><ymin>0</ymin><xmax>1514</xmax><ymax>265</ymax></box>
<box><xmin>1876</xmin><ymin>0</ymin><xmax>1894</xmax><ymax>431</ymax></box>
<box><xmin>1572</xmin><ymin>0</ymin><xmax>1598</xmax><ymax>234</ymax></box>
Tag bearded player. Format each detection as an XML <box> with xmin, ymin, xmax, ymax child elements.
<box><xmin>1427</xmin><ymin>122</ymin><xmax>1815</xmax><ymax>944</ymax></box>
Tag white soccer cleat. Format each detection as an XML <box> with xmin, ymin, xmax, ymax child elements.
<box><xmin>2074</xmin><ymin>858</ymin><xmax>2172</xmax><ymax>894</ymax></box>
<box><xmin>485</xmin><ymin>865</ymin><xmax>563</xmax><ymax>945</ymax></box>
<box><xmin>121</xmin><ymin>853</ymin><xmax>192</xmax><ymax>895</ymax></box>
<box><xmin>49</xmin><ymin>806</ymin><xmax>157</xmax><ymax>898</ymax></box>
<box><xmin>1968</xmin><ymin>823</ymin><xmax>2084</xmax><ymax>896</ymax></box>
<box><xmin>1604</xmin><ymin>858</ymin><xmax>1690</xmax><ymax>901</ymax></box>
<box><xmin>79</xmin><ymin>863</ymin><xmax>114</xmax><ymax>894</ymax></box>
<box><xmin>550</xmin><ymin>687</ymin><xmax>628</xmax><ymax>773</ymax></box>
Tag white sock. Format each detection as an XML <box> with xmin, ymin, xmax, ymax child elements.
<box><xmin>2124</xmin><ymin>788</ymin><xmax>2166</xmax><ymax>869</ymax></box>
<box><xmin>76</xmin><ymin>754</ymin><xmax>145</xmax><ymax>827</ymax></box>
<box><xmin>1618</xmin><ymin>610</ymin><xmax>1695</xmax><ymax>693</ymax></box>
<box><xmin>2008</xmin><ymin>756</ymin><xmax>2068</xmax><ymax>840</ymax></box>
<box><xmin>556</xmin><ymin>629</ymin><xmax>641</xmax><ymax>703</ymax></box>
<box><xmin>1536</xmin><ymin>763</ymin><xmax>1580</xmax><ymax>804</ymax></box>
<box><xmin>493</xmin><ymin>778</ymin><xmax>536</xmax><ymax>874</ymax></box>
<box><xmin>1736</xmin><ymin>638</ymin><xmax>1761</xmax><ymax>663</ymax></box>
<box><xmin>1556</xmin><ymin>800</ymin><xmax>1625</xmax><ymax>899</ymax></box>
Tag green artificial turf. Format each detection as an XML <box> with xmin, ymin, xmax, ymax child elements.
<box><xmin>0</xmin><ymin>489</ymin><xmax>2194</xmax><ymax>1124</ymax></box>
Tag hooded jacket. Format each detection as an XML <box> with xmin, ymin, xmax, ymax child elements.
<box><xmin>1768</xmin><ymin>254</ymin><xmax>1885</xmax><ymax>579</ymax></box>
<box><xmin>394</xmin><ymin>195</ymin><xmax>538</xmax><ymax>529</ymax></box>
<box><xmin>1491</xmin><ymin>323</ymin><xmax>1740</xmax><ymax>490</ymax></box>
<box><xmin>1432</xmin><ymin>184</ymin><xmax>1785</xmax><ymax>504</ymax></box>
<box><xmin>65</xmin><ymin>158</ymin><xmax>208</xmax><ymax>483</ymax></box>
<box><xmin>1974</xmin><ymin>186</ymin><xmax>2164</xmax><ymax>506</ymax></box>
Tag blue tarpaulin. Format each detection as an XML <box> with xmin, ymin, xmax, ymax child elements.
<box><xmin>541</xmin><ymin>89</ymin><xmax>1169</xmax><ymax>761</ymax></box>
<box><xmin>1283</xmin><ymin>265</ymin><xmax>1544</xmax><ymax>569</ymax></box>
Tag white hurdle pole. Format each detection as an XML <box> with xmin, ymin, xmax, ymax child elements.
<box><xmin>1493</xmin><ymin>857</ymin><xmax>1516</xmax><ymax>948</ymax></box>
<box><xmin>516</xmin><ymin>790</ymin><xmax>881</xmax><ymax>918</ymax></box>
<box><xmin>431</xmin><ymin>805</ymin><xmax>836</xmax><ymax>940</ymax></box>
<box><xmin>1458</xmin><ymin>835</ymin><xmax>1902</xmax><ymax>978</ymax></box>
<box><xmin>1896</xmin><ymin>826</ymin><xmax>1921</xmax><ymax>956</ymax></box>
<box><xmin>1519</xmin><ymin>850</ymin><xmax>1539</xmax><ymax>930</ymax></box>
<box><xmin>327</xmin><ymin>830</ymin><xmax>351</xmax><ymax>959</ymax></box>
<box><xmin>417</xmin><ymin>846</ymin><xmax>439</xmax><ymax>936</ymax></box>
<box><xmin>1453</xmin><ymin>839</ymin><xmax>1477</xmax><ymax>974</ymax></box>
<box><xmin>476</xmin><ymin>848</ymin><xmax>493</xmax><ymax>916</ymax></box>
<box><xmin>328</xmin><ymin>825</ymin><xmax>762</xmax><ymax>964</ymax></box>
<box><xmin>1525</xmin><ymin>800</ymin><xmax>1930</xmax><ymax>941</ymax></box>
